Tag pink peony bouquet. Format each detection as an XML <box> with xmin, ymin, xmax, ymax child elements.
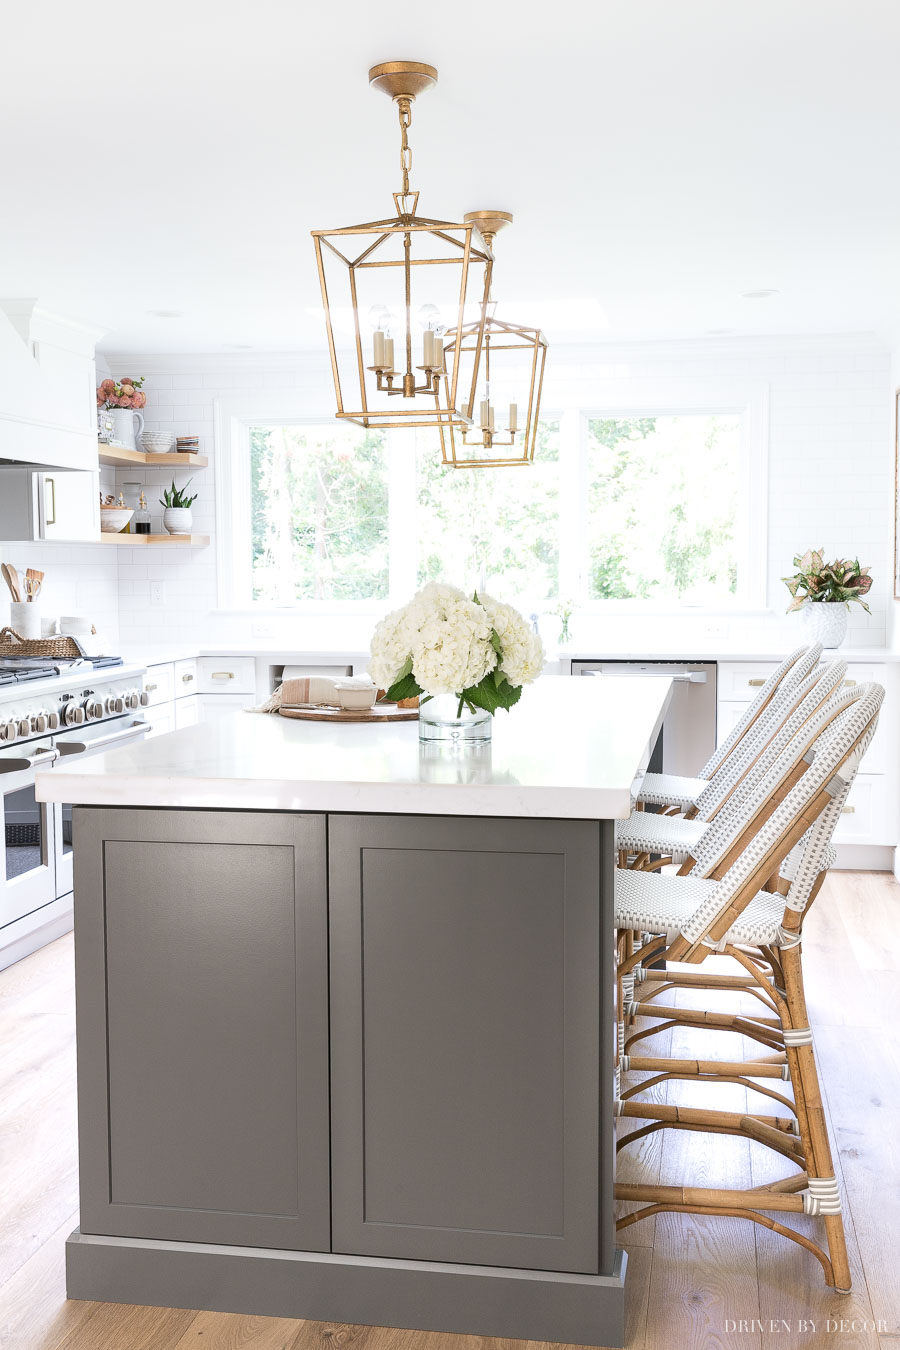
<box><xmin>97</xmin><ymin>376</ymin><xmax>146</xmax><ymax>410</ymax></box>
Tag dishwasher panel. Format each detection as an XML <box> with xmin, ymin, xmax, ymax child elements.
<box><xmin>571</xmin><ymin>661</ymin><xmax>717</xmax><ymax>778</ymax></box>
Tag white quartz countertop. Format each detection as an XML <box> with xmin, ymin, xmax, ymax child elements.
<box><xmin>35</xmin><ymin>675</ymin><xmax>673</xmax><ymax>820</ymax></box>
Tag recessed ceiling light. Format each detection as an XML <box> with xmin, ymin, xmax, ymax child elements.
<box><xmin>146</xmin><ymin>308</ymin><xmax>184</xmax><ymax>318</ymax></box>
<box><xmin>740</xmin><ymin>289</ymin><xmax>779</xmax><ymax>300</ymax></box>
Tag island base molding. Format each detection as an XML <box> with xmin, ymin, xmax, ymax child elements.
<box><xmin>66</xmin><ymin>1230</ymin><xmax>628</xmax><ymax>1348</ymax></box>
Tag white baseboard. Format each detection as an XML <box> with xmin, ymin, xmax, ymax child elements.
<box><xmin>833</xmin><ymin>844</ymin><xmax>894</xmax><ymax>872</ymax></box>
<box><xmin>0</xmin><ymin>895</ymin><xmax>74</xmax><ymax>972</ymax></box>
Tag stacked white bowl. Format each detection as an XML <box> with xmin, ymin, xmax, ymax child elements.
<box><xmin>141</xmin><ymin>430</ymin><xmax>175</xmax><ymax>453</ymax></box>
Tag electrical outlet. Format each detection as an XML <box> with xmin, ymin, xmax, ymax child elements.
<box><xmin>251</xmin><ymin>620</ymin><xmax>276</xmax><ymax>638</ymax></box>
<box><xmin>150</xmin><ymin>581</ymin><xmax>166</xmax><ymax>607</ymax></box>
<box><xmin>704</xmin><ymin>620</ymin><xmax>730</xmax><ymax>638</ymax></box>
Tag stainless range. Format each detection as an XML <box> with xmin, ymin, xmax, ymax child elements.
<box><xmin>0</xmin><ymin>656</ymin><xmax>149</xmax><ymax>969</ymax></box>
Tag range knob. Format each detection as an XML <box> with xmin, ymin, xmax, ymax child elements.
<box><xmin>30</xmin><ymin>711</ymin><xmax>49</xmax><ymax>734</ymax></box>
<box><xmin>83</xmin><ymin>698</ymin><xmax>104</xmax><ymax>721</ymax></box>
<box><xmin>47</xmin><ymin>710</ymin><xmax>60</xmax><ymax>731</ymax></box>
<box><xmin>139</xmin><ymin>690</ymin><xmax>150</xmax><ymax>707</ymax></box>
<box><xmin>63</xmin><ymin>702</ymin><xmax>84</xmax><ymax>727</ymax></box>
<box><xmin>124</xmin><ymin>690</ymin><xmax>139</xmax><ymax>710</ymax></box>
<box><xmin>105</xmin><ymin>694</ymin><xmax>125</xmax><ymax>715</ymax></box>
<box><xmin>1</xmin><ymin>719</ymin><xmax>18</xmax><ymax>742</ymax></box>
<box><xmin>17</xmin><ymin>718</ymin><xmax>31</xmax><ymax>738</ymax></box>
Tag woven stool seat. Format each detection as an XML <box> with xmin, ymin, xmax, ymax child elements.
<box><xmin>616</xmin><ymin>810</ymin><xmax>706</xmax><ymax>858</ymax></box>
<box><xmin>636</xmin><ymin>772</ymin><xmax>703</xmax><ymax>808</ymax></box>
<box><xmin>615</xmin><ymin>868</ymin><xmax>789</xmax><ymax>948</ymax></box>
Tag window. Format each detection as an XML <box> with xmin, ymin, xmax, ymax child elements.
<box><xmin>415</xmin><ymin>421</ymin><xmax>560</xmax><ymax>606</ymax></box>
<box><xmin>585</xmin><ymin>414</ymin><xmax>741</xmax><ymax>604</ymax></box>
<box><xmin>222</xmin><ymin>393</ymin><xmax>763</xmax><ymax>613</ymax></box>
<box><xmin>249</xmin><ymin>423</ymin><xmax>389</xmax><ymax>604</ymax></box>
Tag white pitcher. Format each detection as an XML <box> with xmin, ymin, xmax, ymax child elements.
<box><xmin>106</xmin><ymin>406</ymin><xmax>145</xmax><ymax>452</ymax></box>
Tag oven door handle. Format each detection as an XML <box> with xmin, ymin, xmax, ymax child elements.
<box><xmin>0</xmin><ymin>746</ymin><xmax>61</xmax><ymax>777</ymax></box>
<box><xmin>55</xmin><ymin>720</ymin><xmax>149</xmax><ymax>757</ymax></box>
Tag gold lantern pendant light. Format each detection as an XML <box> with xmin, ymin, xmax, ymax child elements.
<box><xmin>311</xmin><ymin>62</ymin><xmax>494</xmax><ymax>434</ymax></box>
<box><xmin>439</xmin><ymin>210</ymin><xmax>549</xmax><ymax>468</ymax></box>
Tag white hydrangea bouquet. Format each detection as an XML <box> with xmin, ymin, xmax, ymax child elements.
<box><xmin>370</xmin><ymin>582</ymin><xmax>545</xmax><ymax>718</ymax></box>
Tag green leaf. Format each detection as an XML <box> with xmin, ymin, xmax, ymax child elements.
<box><xmin>490</xmin><ymin>628</ymin><xmax>503</xmax><ymax>655</ymax></box>
<box><xmin>397</xmin><ymin>654</ymin><xmax>414</xmax><ymax>680</ymax></box>
<box><xmin>463</xmin><ymin>676</ymin><xmax>522</xmax><ymax>714</ymax></box>
<box><xmin>385</xmin><ymin>672</ymin><xmax>423</xmax><ymax>701</ymax></box>
<box><xmin>493</xmin><ymin>667</ymin><xmax>509</xmax><ymax>688</ymax></box>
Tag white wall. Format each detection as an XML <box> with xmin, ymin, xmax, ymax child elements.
<box><xmin>101</xmin><ymin>333</ymin><xmax>893</xmax><ymax>652</ymax></box>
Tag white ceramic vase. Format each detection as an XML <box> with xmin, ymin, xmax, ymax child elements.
<box><xmin>163</xmin><ymin>507</ymin><xmax>193</xmax><ymax>535</ymax></box>
<box><xmin>802</xmin><ymin>602</ymin><xmax>848</xmax><ymax>649</ymax></box>
<box><xmin>105</xmin><ymin>406</ymin><xmax>145</xmax><ymax>451</ymax></box>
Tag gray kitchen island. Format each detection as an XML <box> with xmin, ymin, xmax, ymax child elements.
<box><xmin>35</xmin><ymin>675</ymin><xmax>672</xmax><ymax>1349</ymax></box>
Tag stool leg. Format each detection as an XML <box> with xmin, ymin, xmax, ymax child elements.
<box><xmin>781</xmin><ymin>941</ymin><xmax>852</xmax><ymax>1292</ymax></box>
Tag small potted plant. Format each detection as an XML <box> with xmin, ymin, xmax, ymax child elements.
<box><xmin>159</xmin><ymin>478</ymin><xmax>198</xmax><ymax>535</ymax></box>
<box><xmin>782</xmin><ymin>550</ymin><xmax>872</xmax><ymax>649</ymax></box>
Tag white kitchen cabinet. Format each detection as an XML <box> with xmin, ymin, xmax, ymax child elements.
<box><xmin>0</xmin><ymin>468</ymin><xmax>99</xmax><ymax>542</ymax></box>
<box><xmin>175</xmin><ymin>695</ymin><xmax>201</xmax><ymax>729</ymax></box>
<box><xmin>197</xmin><ymin>657</ymin><xmax>256</xmax><ymax>695</ymax></box>
<box><xmin>142</xmin><ymin>664</ymin><xmax>176</xmax><ymax>707</ymax></box>
<box><xmin>174</xmin><ymin>658</ymin><xmax>198</xmax><ymax>698</ymax></box>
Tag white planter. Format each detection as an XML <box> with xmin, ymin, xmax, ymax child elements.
<box><xmin>163</xmin><ymin>507</ymin><xmax>193</xmax><ymax>535</ymax></box>
<box><xmin>802</xmin><ymin>602</ymin><xmax>848</xmax><ymax>649</ymax></box>
<box><xmin>104</xmin><ymin>406</ymin><xmax>145</xmax><ymax>451</ymax></box>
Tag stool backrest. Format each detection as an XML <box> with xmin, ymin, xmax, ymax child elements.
<box><xmin>692</xmin><ymin>659</ymin><xmax>847</xmax><ymax>831</ymax></box>
<box><xmin>673</xmin><ymin>683</ymin><xmax>884</xmax><ymax>960</ymax></box>
<box><xmin>698</xmin><ymin>644</ymin><xmax>820</xmax><ymax>780</ymax></box>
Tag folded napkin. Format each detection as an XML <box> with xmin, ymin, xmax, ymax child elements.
<box><xmin>247</xmin><ymin>674</ymin><xmax>376</xmax><ymax>714</ymax></box>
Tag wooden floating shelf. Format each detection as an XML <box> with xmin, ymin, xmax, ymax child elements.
<box><xmin>98</xmin><ymin>446</ymin><xmax>209</xmax><ymax>469</ymax></box>
<box><xmin>98</xmin><ymin>533</ymin><xmax>210</xmax><ymax>546</ymax></box>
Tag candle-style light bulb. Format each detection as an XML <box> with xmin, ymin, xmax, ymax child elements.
<box><xmin>479</xmin><ymin>398</ymin><xmax>491</xmax><ymax>430</ymax></box>
<box><xmin>509</xmin><ymin>402</ymin><xmax>518</xmax><ymax>434</ymax></box>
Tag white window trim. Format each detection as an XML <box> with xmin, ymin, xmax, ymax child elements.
<box><xmin>213</xmin><ymin>384</ymin><xmax>769</xmax><ymax>615</ymax></box>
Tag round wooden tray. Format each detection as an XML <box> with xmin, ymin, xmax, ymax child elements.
<box><xmin>279</xmin><ymin>703</ymin><xmax>419</xmax><ymax>723</ymax></box>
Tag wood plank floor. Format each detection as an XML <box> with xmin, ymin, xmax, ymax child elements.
<box><xmin>1</xmin><ymin>871</ymin><xmax>898</xmax><ymax>1350</ymax></box>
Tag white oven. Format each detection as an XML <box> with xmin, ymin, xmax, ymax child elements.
<box><xmin>0</xmin><ymin>713</ymin><xmax>149</xmax><ymax>931</ymax></box>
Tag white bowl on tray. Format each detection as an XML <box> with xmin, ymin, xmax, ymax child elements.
<box><xmin>99</xmin><ymin>507</ymin><xmax>134</xmax><ymax>533</ymax></box>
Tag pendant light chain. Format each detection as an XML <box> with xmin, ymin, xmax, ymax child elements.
<box><xmin>398</xmin><ymin>98</ymin><xmax>413</xmax><ymax>203</ymax></box>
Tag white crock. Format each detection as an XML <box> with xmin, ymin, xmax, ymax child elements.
<box><xmin>802</xmin><ymin>602</ymin><xmax>848</xmax><ymax>649</ymax></box>
<box><xmin>163</xmin><ymin>507</ymin><xmax>193</xmax><ymax>535</ymax></box>
<box><xmin>105</xmin><ymin>406</ymin><xmax>145</xmax><ymax>451</ymax></box>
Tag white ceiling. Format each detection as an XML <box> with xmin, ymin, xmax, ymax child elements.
<box><xmin>3</xmin><ymin>0</ymin><xmax>900</xmax><ymax>354</ymax></box>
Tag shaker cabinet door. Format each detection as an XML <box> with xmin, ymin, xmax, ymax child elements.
<box><xmin>74</xmin><ymin>808</ymin><xmax>330</xmax><ymax>1251</ymax></box>
<box><xmin>328</xmin><ymin>813</ymin><xmax>602</xmax><ymax>1274</ymax></box>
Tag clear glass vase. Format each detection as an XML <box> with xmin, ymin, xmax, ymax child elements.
<box><xmin>418</xmin><ymin>693</ymin><xmax>493</xmax><ymax>743</ymax></box>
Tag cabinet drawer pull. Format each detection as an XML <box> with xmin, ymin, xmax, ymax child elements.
<box><xmin>182</xmin><ymin>673</ymin><xmax>194</xmax><ymax>683</ymax></box>
<box><xmin>747</xmin><ymin>678</ymin><xmax>766</xmax><ymax>687</ymax></box>
<box><xmin>842</xmin><ymin>679</ymin><xmax>857</xmax><ymax>687</ymax></box>
<box><xmin>211</xmin><ymin>671</ymin><xmax>235</xmax><ymax>680</ymax></box>
<box><xmin>841</xmin><ymin>806</ymin><xmax>856</xmax><ymax>814</ymax></box>
<box><xmin>145</xmin><ymin>683</ymin><xmax>158</xmax><ymax>693</ymax></box>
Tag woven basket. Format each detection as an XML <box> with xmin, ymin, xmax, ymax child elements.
<box><xmin>0</xmin><ymin>626</ymin><xmax>94</xmax><ymax>659</ymax></box>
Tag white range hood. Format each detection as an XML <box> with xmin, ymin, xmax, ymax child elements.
<box><xmin>0</xmin><ymin>300</ymin><xmax>105</xmax><ymax>471</ymax></box>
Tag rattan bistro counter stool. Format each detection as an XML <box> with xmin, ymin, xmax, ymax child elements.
<box><xmin>617</xmin><ymin>660</ymin><xmax>848</xmax><ymax>874</ymax></box>
<box><xmin>612</xmin><ymin>683</ymin><xmax>883</xmax><ymax>1293</ymax></box>
<box><xmin>637</xmin><ymin>644</ymin><xmax>821</xmax><ymax>813</ymax></box>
